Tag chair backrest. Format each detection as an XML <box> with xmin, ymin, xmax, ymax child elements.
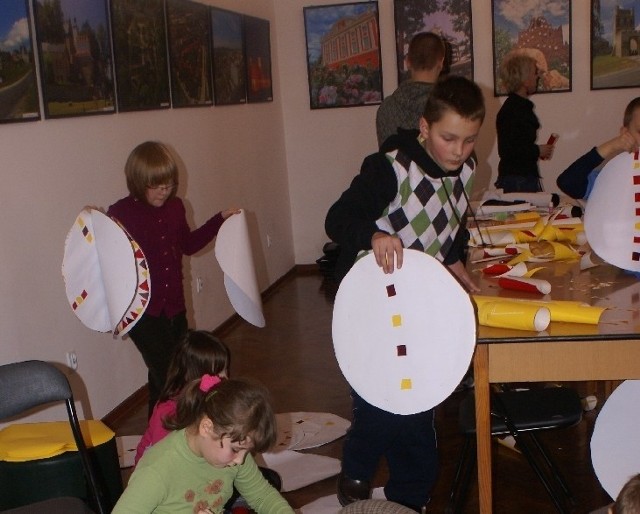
<box><xmin>0</xmin><ymin>360</ymin><xmax>108</xmax><ymax>514</ymax></box>
<box><xmin>0</xmin><ymin>360</ymin><xmax>73</xmax><ymax>420</ymax></box>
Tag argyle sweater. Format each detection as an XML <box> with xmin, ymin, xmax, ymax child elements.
<box><xmin>326</xmin><ymin>129</ymin><xmax>474</xmax><ymax>283</ymax></box>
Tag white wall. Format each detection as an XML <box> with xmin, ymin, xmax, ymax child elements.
<box><xmin>280</xmin><ymin>0</ymin><xmax>640</xmax><ymax>264</ymax></box>
<box><xmin>0</xmin><ymin>0</ymin><xmax>293</xmax><ymax>422</ymax></box>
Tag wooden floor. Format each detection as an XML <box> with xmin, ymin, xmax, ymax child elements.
<box><xmin>111</xmin><ymin>270</ymin><xmax>613</xmax><ymax>513</ymax></box>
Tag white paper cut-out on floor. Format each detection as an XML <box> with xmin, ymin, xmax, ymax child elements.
<box><xmin>257</xmin><ymin>450</ymin><xmax>340</xmax><ymax>492</ymax></box>
<box><xmin>214</xmin><ymin>209</ymin><xmax>265</xmax><ymax>327</ymax></box>
<box><xmin>590</xmin><ymin>380</ymin><xmax>640</xmax><ymax>501</ymax></box>
<box><xmin>273</xmin><ymin>412</ymin><xmax>350</xmax><ymax>451</ymax></box>
<box><xmin>332</xmin><ymin>250</ymin><xmax>476</xmax><ymax>415</ymax></box>
<box><xmin>116</xmin><ymin>435</ymin><xmax>142</xmax><ymax>468</ymax></box>
<box><xmin>62</xmin><ymin>208</ymin><xmax>150</xmax><ymax>336</ymax></box>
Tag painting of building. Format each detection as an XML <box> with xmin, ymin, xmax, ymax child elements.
<box><xmin>320</xmin><ymin>9</ymin><xmax>380</xmax><ymax>71</ymax></box>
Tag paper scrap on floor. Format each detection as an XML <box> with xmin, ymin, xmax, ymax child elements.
<box><xmin>257</xmin><ymin>450</ymin><xmax>340</xmax><ymax>492</ymax></box>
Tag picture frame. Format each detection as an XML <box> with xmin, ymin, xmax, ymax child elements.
<box><xmin>393</xmin><ymin>0</ymin><xmax>473</xmax><ymax>84</ymax></box>
<box><xmin>166</xmin><ymin>0</ymin><xmax>213</xmax><ymax>108</ymax></box>
<box><xmin>243</xmin><ymin>15</ymin><xmax>273</xmax><ymax>103</ymax></box>
<box><xmin>303</xmin><ymin>1</ymin><xmax>383</xmax><ymax>110</ymax></box>
<box><xmin>0</xmin><ymin>0</ymin><xmax>41</xmax><ymax>123</ymax></box>
<box><xmin>591</xmin><ymin>0</ymin><xmax>640</xmax><ymax>90</ymax></box>
<box><xmin>110</xmin><ymin>0</ymin><xmax>170</xmax><ymax>112</ymax></box>
<box><xmin>210</xmin><ymin>7</ymin><xmax>246</xmax><ymax>106</ymax></box>
<box><xmin>34</xmin><ymin>0</ymin><xmax>115</xmax><ymax>119</ymax></box>
<box><xmin>492</xmin><ymin>0</ymin><xmax>571</xmax><ymax>96</ymax></box>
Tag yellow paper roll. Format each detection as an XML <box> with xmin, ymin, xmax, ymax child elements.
<box><xmin>477</xmin><ymin>301</ymin><xmax>551</xmax><ymax>331</ymax></box>
<box><xmin>472</xmin><ymin>296</ymin><xmax>606</xmax><ymax>325</ymax></box>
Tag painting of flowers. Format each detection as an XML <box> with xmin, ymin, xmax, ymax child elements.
<box><xmin>304</xmin><ymin>2</ymin><xmax>383</xmax><ymax>109</ymax></box>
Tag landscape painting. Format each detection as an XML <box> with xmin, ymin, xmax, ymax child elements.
<box><xmin>166</xmin><ymin>0</ymin><xmax>213</xmax><ymax>107</ymax></box>
<box><xmin>592</xmin><ymin>0</ymin><xmax>640</xmax><ymax>90</ymax></box>
<box><xmin>110</xmin><ymin>0</ymin><xmax>170</xmax><ymax>111</ymax></box>
<box><xmin>211</xmin><ymin>7</ymin><xmax>246</xmax><ymax>105</ymax></box>
<box><xmin>304</xmin><ymin>2</ymin><xmax>383</xmax><ymax>109</ymax></box>
<box><xmin>0</xmin><ymin>0</ymin><xmax>40</xmax><ymax>122</ymax></box>
<box><xmin>34</xmin><ymin>0</ymin><xmax>115</xmax><ymax>118</ymax></box>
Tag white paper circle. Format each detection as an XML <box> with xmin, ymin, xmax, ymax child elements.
<box><xmin>62</xmin><ymin>209</ymin><xmax>144</xmax><ymax>334</ymax></box>
<box><xmin>585</xmin><ymin>152</ymin><xmax>640</xmax><ymax>272</ymax></box>
<box><xmin>590</xmin><ymin>380</ymin><xmax>640</xmax><ymax>500</ymax></box>
<box><xmin>214</xmin><ymin>209</ymin><xmax>265</xmax><ymax>327</ymax></box>
<box><xmin>332</xmin><ymin>250</ymin><xmax>476</xmax><ymax>415</ymax></box>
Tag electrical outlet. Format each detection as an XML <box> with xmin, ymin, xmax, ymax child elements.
<box><xmin>196</xmin><ymin>277</ymin><xmax>204</xmax><ymax>293</ymax></box>
<box><xmin>66</xmin><ymin>351</ymin><xmax>78</xmax><ymax>370</ymax></box>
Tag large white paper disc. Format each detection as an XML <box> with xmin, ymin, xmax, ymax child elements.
<box><xmin>332</xmin><ymin>250</ymin><xmax>476</xmax><ymax>415</ymax></box>
<box><xmin>62</xmin><ymin>209</ymin><xmax>149</xmax><ymax>335</ymax></box>
<box><xmin>215</xmin><ymin>209</ymin><xmax>265</xmax><ymax>327</ymax></box>
<box><xmin>585</xmin><ymin>152</ymin><xmax>640</xmax><ymax>272</ymax></box>
<box><xmin>591</xmin><ymin>380</ymin><xmax>640</xmax><ymax>501</ymax></box>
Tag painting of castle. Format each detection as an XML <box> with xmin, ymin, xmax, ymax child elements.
<box><xmin>492</xmin><ymin>0</ymin><xmax>571</xmax><ymax>95</ymax></box>
<box><xmin>592</xmin><ymin>0</ymin><xmax>640</xmax><ymax>90</ymax></box>
<box><xmin>34</xmin><ymin>0</ymin><xmax>114</xmax><ymax>118</ymax></box>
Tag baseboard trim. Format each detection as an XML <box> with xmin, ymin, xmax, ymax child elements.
<box><xmin>103</xmin><ymin>264</ymin><xmax>320</xmax><ymax>425</ymax></box>
<box><xmin>102</xmin><ymin>383</ymin><xmax>148</xmax><ymax>428</ymax></box>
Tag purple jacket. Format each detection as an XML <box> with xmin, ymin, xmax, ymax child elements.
<box><xmin>108</xmin><ymin>196</ymin><xmax>224</xmax><ymax>318</ymax></box>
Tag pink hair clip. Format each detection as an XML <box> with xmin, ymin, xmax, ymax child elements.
<box><xmin>199</xmin><ymin>374</ymin><xmax>222</xmax><ymax>393</ymax></box>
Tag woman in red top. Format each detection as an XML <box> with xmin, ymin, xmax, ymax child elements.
<box><xmin>108</xmin><ymin>141</ymin><xmax>238</xmax><ymax>415</ymax></box>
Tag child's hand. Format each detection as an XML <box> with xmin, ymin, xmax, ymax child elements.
<box><xmin>371</xmin><ymin>232</ymin><xmax>403</xmax><ymax>274</ymax></box>
<box><xmin>222</xmin><ymin>208</ymin><xmax>241</xmax><ymax>219</ymax></box>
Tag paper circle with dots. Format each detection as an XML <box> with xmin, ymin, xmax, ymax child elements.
<box><xmin>62</xmin><ymin>208</ymin><xmax>150</xmax><ymax>336</ymax></box>
<box><xmin>590</xmin><ymin>380</ymin><xmax>640</xmax><ymax>500</ymax></box>
<box><xmin>585</xmin><ymin>151</ymin><xmax>640</xmax><ymax>272</ymax></box>
<box><xmin>332</xmin><ymin>249</ymin><xmax>476</xmax><ymax>415</ymax></box>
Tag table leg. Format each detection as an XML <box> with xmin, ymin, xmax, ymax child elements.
<box><xmin>474</xmin><ymin>344</ymin><xmax>492</xmax><ymax>514</ymax></box>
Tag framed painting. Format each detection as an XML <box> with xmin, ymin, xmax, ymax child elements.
<box><xmin>243</xmin><ymin>15</ymin><xmax>273</xmax><ymax>103</ymax></box>
<box><xmin>211</xmin><ymin>7</ymin><xmax>246</xmax><ymax>105</ymax></box>
<box><xmin>0</xmin><ymin>0</ymin><xmax>40</xmax><ymax>123</ymax></box>
<box><xmin>303</xmin><ymin>2</ymin><xmax>383</xmax><ymax>109</ymax></box>
<box><xmin>492</xmin><ymin>0</ymin><xmax>571</xmax><ymax>96</ymax></box>
<box><xmin>110</xmin><ymin>0</ymin><xmax>170</xmax><ymax>111</ymax></box>
<box><xmin>393</xmin><ymin>0</ymin><xmax>473</xmax><ymax>84</ymax></box>
<box><xmin>591</xmin><ymin>0</ymin><xmax>640</xmax><ymax>90</ymax></box>
<box><xmin>166</xmin><ymin>0</ymin><xmax>213</xmax><ymax>108</ymax></box>
<box><xmin>34</xmin><ymin>0</ymin><xmax>115</xmax><ymax>118</ymax></box>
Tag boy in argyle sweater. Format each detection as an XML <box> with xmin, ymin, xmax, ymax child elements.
<box><xmin>325</xmin><ymin>75</ymin><xmax>484</xmax><ymax>512</ymax></box>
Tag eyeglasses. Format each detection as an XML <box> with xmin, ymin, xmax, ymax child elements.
<box><xmin>147</xmin><ymin>183</ymin><xmax>176</xmax><ymax>192</ymax></box>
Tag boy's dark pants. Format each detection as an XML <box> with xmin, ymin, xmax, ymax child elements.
<box><xmin>342</xmin><ymin>391</ymin><xmax>438</xmax><ymax>510</ymax></box>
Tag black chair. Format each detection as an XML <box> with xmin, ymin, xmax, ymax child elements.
<box><xmin>0</xmin><ymin>360</ymin><xmax>110</xmax><ymax>514</ymax></box>
<box><xmin>447</xmin><ymin>386</ymin><xmax>583</xmax><ymax>514</ymax></box>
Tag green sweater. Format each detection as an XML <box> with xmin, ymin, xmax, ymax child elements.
<box><xmin>113</xmin><ymin>429</ymin><xmax>294</xmax><ymax>514</ymax></box>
